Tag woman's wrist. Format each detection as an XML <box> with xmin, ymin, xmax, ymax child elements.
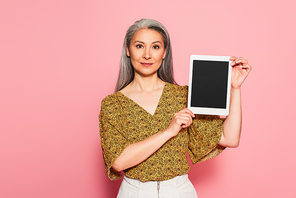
<box><xmin>161</xmin><ymin>129</ymin><xmax>175</xmax><ymax>140</ymax></box>
<box><xmin>231</xmin><ymin>87</ymin><xmax>241</xmax><ymax>94</ymax></box>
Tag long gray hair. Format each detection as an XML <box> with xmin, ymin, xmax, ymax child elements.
<box><xmin>115</xmin><ymin>19</ymin><xmax>176</xmax><ymax>92</ymax></box>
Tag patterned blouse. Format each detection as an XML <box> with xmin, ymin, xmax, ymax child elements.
<box><xmin>99</xmin><ymin>82</ymin><xmax>225</xmax><ymax>182</ymax></box>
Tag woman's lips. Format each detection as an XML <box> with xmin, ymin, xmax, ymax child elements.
<box><xmin>141</xmin><ymin>63</ymin><xmax>153</xmax><ymax>67</ymax></box>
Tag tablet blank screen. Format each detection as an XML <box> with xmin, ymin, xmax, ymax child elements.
<box><xmin>191</xmin><ymin>60</ymin><xmax>229</xmax><ymax>109</ymax></box>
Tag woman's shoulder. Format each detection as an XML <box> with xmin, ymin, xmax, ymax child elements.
<box><xmin>100</xmin><ymin>92</ymin><xmax>122</xmax><ymax>112</ymax></box>
<box><xmin>101</xmin><ymin>92</ymin><xmax>117</xmax><ymax>103</ymax></box>
<box><xmin>166</xmin><ymin>82</ymin><xmax>188</xmax><ymax>95</ymax></box>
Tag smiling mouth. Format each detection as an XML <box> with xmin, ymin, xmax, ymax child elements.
<box><xmin>141</xmin><ymin>63</ymin><xmax>153</xmax><ymax>67</ymax></box>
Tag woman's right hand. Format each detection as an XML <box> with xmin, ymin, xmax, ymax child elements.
<box><xmin>165</xmin><ymin>108</ymin><xmax>195</xmax><ymax>137</ymax></box>
<box><xmin>112</xmin><ymin>108</ymin><xmax>195</xmax><ymax>172</ymax></box>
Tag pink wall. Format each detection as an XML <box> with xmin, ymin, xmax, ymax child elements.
<box><xmin>1</xmin><ymin>0</ymin><xmax>295</xmax><ymax>197</ymax></box>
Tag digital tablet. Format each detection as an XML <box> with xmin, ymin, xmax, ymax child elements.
<box><xmin>187</xmin><ymin>55</ymin><xmax>232</xmax><ymax>116</ymax></box>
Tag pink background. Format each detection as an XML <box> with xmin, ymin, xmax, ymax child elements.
<box><xmin>1</xmin><ymin>0</ymin><xmax>295</xmax><ymax>197</ymax></box>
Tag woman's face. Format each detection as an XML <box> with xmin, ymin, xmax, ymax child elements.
<box><xmin>127</xmin><ymin>29</ymin><xmax>166</xmax><ymax>78</ymax></box>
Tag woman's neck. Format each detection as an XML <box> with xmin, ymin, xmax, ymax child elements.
<box><xmin>129</xmin><ymin>75</ymin><xmax>165</xmax><ymax>93</ymax></box>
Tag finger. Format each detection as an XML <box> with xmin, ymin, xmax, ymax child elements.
<box><xmin>231</xmin><ymin>59</ymin><xmax>248</xmax><ymax>66</ymax></box>
<box><xmin>175</xmin><ymin>119</ymin><xmax>191</xmax><ymax>128</ymax></box>
<box><xmin>235</xmin><ymin>64</ymin><xmax>251</xmax><ymax>72</ymax></box>
<box><xmin>236</xmin><ymin>57</ymin><xmax>248</xmax><ymax>64</ymax></box>
<box><xmin>179</xmin><ymin>118</ymin><xmax>193</xmax><ymax>128</ymax></box>
<box><xmin>175</xmin><ymin>112</ymin><xmax>194</xmax><ymax>121</ymax></box>
<box><xmin>242</xmin><ymin>64</ymin><xmax>252</xmax><ymax>75</ymax></box>
<box><xmin>174</xmin><ymin>114</ymin><xmax>193</xmax><ymax>124</ymax></box>
<box><xmin>242</xmin><ymin>64</ymin><xmax>252</xmax><ymax>70</ymax></box>
<box><xmin>230</xmin><ymin>56</ymin><xmax>237</xmax><ymax>61</ymax></box>
<box><xmin>178</xmin><ymin>108</ymin><xmax>195</xmax><ymax>117</ymax></box>
<box><xmin>174</xmin><ymin>114</ymin><xmax>193</xmax><ymax>123</ymax></box>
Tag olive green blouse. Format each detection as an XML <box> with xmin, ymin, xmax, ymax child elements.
<box><xmin>99</xmin><ymin>82</ymin><xmax>225</xmax><ymax>182</ymax></box>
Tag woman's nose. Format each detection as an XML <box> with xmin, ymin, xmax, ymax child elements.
<box><xmin>143</xmin><ymin>48</ymin><xmax>151</xmax><ymax>59</ymax></box>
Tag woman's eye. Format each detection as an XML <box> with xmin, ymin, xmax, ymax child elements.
<box><xmin>136</xmin><ymin>44</ymin><xmax>143</xmax><ymax>49</ymax></box>
<box><xmin>153</xmin><ymin>45</ymin><xmax>160</xmax><ymax>49</ymax></box>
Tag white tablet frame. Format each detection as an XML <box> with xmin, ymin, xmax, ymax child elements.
<box><xmin>187</xmin><ymin>55</ymin><xmax>232</xmax><ymax>116</ymax></box>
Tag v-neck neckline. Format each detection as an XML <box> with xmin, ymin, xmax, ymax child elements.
<box><xmin>117</xmin><ymin>82</ymin><xmax>168</xmax><ymax>117</ymax></box>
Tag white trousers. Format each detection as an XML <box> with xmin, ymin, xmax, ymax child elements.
<box><xmin>117</xmin><ymin>174</ymin><xmax>198</xmax><ymax>198</ymax></box>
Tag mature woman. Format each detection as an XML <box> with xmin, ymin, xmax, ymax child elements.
<box><xmin>99</xmin><ymin>19</ymin><xmax>251</xmax><ymax>198</ymax></box>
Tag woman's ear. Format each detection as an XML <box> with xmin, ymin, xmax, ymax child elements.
<box><xmin>126</xmin><ymin>46</ymin><xmax>130</xmax><ymax>57</ymax></box>
<box><xmin>163</xmin><ymin>49</ymin><xmax>167</xmax><ymax>59</ymax></box>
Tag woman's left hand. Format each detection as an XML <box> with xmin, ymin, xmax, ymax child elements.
<box><xmin>230</xmin><ymin>56</ymin><xmax>252</xmax><ymax>89</ymax></box>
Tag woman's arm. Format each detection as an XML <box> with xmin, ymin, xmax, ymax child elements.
<box><xmin>219</xmin><ymin>88</ymin><xmax>242</xmax><ymax>147</ymax></box>
<box><xmin>112</xmin><ymin>108</ymin><xmax>194</xmax><ymax>172</ymax></box>
<box><xmin>219</xmin><ymin>57</ymin><xmax>252</xmax><ymax>148</ymax></box>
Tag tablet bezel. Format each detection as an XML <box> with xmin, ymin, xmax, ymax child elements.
<box><xmin>187</xmin><ymin>55</ymin><xmax>232</xmax><ymax>116</ymax></box>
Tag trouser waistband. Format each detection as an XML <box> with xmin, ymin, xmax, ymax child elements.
<box><xmin>123</xmin><ymin>174</ymin><xmax>189</xmax><ymax>191</ymax></box>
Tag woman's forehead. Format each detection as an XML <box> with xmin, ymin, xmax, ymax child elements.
<box><xmin>131</xmin><ymin>29</ymin><xmax>164</xmax><ymax>43</ymax></box>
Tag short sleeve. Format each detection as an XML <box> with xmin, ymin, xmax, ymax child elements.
<box><xmin>99</xmin><ymin>97</ymin><xmax>131</xmax><ymax>180</ymax></box>
<box><xmin>188</xmin><ymin>115</ymin><xmax>226</xmax><ymax>164</ymax></box>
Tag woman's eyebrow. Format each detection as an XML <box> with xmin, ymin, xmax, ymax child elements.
<box><xmin>133</xmin><ymin>41</ymin><xmax>163</xmax><ymax>44</ymax></box>
<box><xmin>152</xmin><ymin>41</ymin><xmax>162</xmax><ymax>44</ymax></box>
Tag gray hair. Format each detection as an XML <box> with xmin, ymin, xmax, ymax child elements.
<box><xmin>115</xmin><ymin>19</ymin><xmax>176</xmax><ymax>92</ymax></box>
